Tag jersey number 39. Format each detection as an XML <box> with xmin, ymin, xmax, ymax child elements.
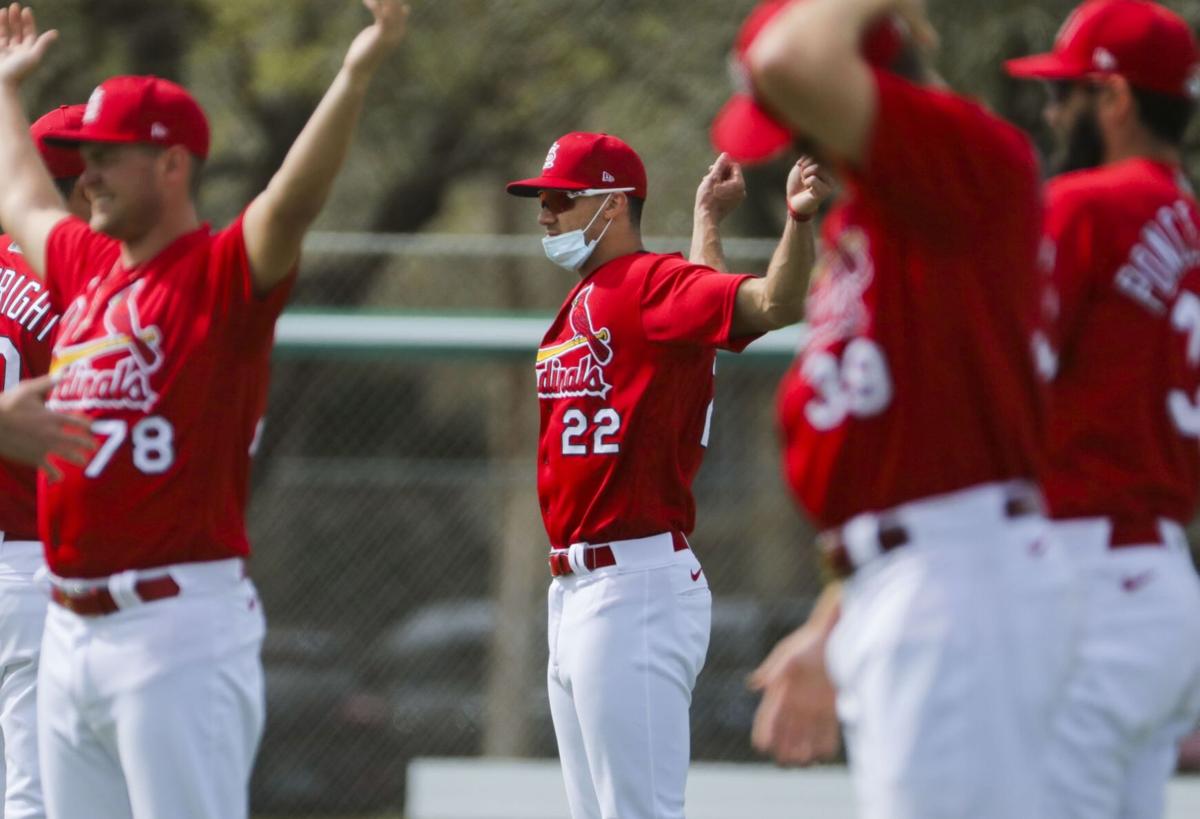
<box><xmin>802</xmin><ymin>338</ymin><xmax>893</xmax><ymax>430</ymax></box>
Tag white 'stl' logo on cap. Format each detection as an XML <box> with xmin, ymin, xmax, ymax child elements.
<box><xmin>601</xmin><ymin>171</ymin><xmax>615</xmax><ymax>183</ymax></box>
<box><xmin>83</xmin><ymin>88</ymin><xmax>104</xmax><ymax>125</ymax></box>
<box><xmin>543</xmin><ymin>142</ymin><xmax>560</xmax><ymax>171</ymax></box>
<box><xmin>151</xmin><ymin>123</ymin><xmax>168</xmax><ymax>140</ymax></box>
<box><xmin>1093</xmin><ymin>47</ymin><xmax>1117</xmax><ymax>71</ymax></box>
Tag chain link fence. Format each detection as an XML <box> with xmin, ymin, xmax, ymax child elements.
<box><xmin>245</xmin><ymin>233</ymin><xmax>1200</xmax><ymax>817</ymax></box>
<box><xmin>245</xmin><ymin>237</ymin><xmax>821</xmax><ymax>815</ymax></box>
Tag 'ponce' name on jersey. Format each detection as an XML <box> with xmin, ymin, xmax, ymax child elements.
<box><xmin>48</xmin><ymin>280</ymin><xmax>164</xmax><ymax>413</ymax></box>
<box><xmin>1115</xmin><ymin>200</ymin><xmax>1200</xmax><ymax>315</ymax></box>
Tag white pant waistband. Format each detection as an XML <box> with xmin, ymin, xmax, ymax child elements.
<box><xmin>832</xmin><ymin>481</ymin><xmax>1043</xmax><ymax>575</ymax></box>
<box><xmin>1052</xmin><ymin>517</ymin><xmax>1188</xmax><ymax>558</ymax></box>
<box><xmin>0</xmin><ymin>531</ymin><xmax>43</xmax><ymax>558</ymax></box>
<box><xmin>556</xmin><ymin>532</ymin><xmax>688</xmax><ymax>576</ymax></box>
<box><xmin>0</xmin><ymin>538</ymin><xmax>44</xmax><ymax>575</ymax></box>
<box><xmin>47</xmin><ymin>557</ymin><xmax>246</xmax><ymax>596</ymax></box>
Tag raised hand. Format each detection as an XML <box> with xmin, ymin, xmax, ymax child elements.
<box><xmin>0</xmin><ymin>374</ymin><xmax>94</xmax><ymax>481</ymax></box>
<box><xmin>786</xmin><ymin>156</ymin><xmax>835</xmax><ymax>220</ymax></box>
<box><xmin>344</xmin><ymin>0</ymin><xmax>410</xmax><ymax>80</ymax></box>
<box><xmin>0</xmin><ymin>3</ymin><xmax>56</xmax><ymax>87</ymax></box>
<box><xmin>695</xmin><ymin>153</ymin><xmax>746</xmax><ymax>225</ymax></box>
<box><xmin>888</xmin><ymin>0</ymin><xmax>938</xmax><ymax>54</ymax></box>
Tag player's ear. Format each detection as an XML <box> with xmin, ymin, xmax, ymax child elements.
<box><xmin>161</xmin><ymin>145</ymin><xmax>191</xmax><ymax>188</ymax></box>
<box><xmin>608</xmin><ymin>192</ymin><xmax>628</xmax><ymax>220</ymax></box>
<box><xmin>1098</xmin><ymin>75</ymin><xmax>1133</xmax><ymax>120</ymax></box>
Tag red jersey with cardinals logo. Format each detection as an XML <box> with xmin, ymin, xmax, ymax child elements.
<box><xmin>41</xmin><ymin>213</ymin><xmax>293</xmax><ymax>578</ymax></box>
<box><xmin>777</xmin><ymin>69</ymin><xmax>1046</xmax><ymax>528</ymax></box>
<box><xmin>1041</xmin><ymin>159</ymin><xmax>1200</xmax><ymax>534</ymax></box>
<box><xmin>0</xmin><ymin>236</ymin><xmax>59</xmax><ymax>541</ymax></box>
<box><xmin>537</xmin><ymin>252</ymin><xmax>755</xmax><ymax>549</ymax></box>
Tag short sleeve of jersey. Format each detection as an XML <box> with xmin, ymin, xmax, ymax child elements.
<box><xmin>45</xmin><ymin>216</ymin><xmax>118</xmax><ymax>308</ymax></box>
<box><xmin>848</xmin><ymin>68</ymin><xmax>1039</xmax><ymax>241</ymax></box>
<box><xmin>209</xmin><ymin>211</ymin><xmax>297</xmax><ymax>338</ymax></box>
<box><xmin>639</xmin><ymin>255</ymin><xmax>759</xmax><ymax>352</ymax></box>
<box><xmin>1043</xmin><ymin>179</ymin><xmax>1100</xmax><ymax>355</ymax></box>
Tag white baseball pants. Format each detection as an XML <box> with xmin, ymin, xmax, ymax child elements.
<box><xmin>547</xmin><ymin>533</ymin><xmax>711</xmax><ymax>819</ymax></box>
<box><xmin>825</xmin><ymin>482</ymin><xmax>1080</xmax><ymax>819</ymax></box>
<box><xmin>1044</xmin><ymin>519</ymin><xmax>1200</xmax><ymax>819</ymax></box>
<box><xmin>37</xmin><ymin>558</ymin><xmax>265</xmax><ymax>819</ymax></box>
<box><xmin>0</xmin><ymin>540</ymin><xmax>48</xmax><ymax>819</ymax></box>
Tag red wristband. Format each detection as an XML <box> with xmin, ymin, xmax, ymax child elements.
<box><xmin>787</xmin><ymin>201</ymin><xmax>814</xmax><ymax>223</ymax></box>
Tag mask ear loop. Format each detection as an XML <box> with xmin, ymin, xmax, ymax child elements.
<box><xmin>581</xmin><ymin>193</ymin><xmax>615</xmax><ymax>236</ymax></box>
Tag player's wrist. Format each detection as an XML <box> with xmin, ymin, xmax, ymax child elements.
<box><xmin>339</xmin><ymin>61</ymin><xmax>379</xmax><ymax>91</ymax></box>
<box><xmin>0</xmin><ymin>75</ymin><xmax>25</xmax><ymax>95</ymax></box>
<box><xmin>787</xmin><ymin>199</ymin><xmax>815</xmax><ymax>223</ymax></box>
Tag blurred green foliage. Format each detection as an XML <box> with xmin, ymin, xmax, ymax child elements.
<box><xmin>24</xmin><ymin>1</ymin><xmax>1200</xmax><ymax>251</ymax></box>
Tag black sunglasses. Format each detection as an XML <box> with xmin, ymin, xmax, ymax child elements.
<box><xmin>1046</xmin><ymin>79</ymin><xmax>1098</xmax><ymax>104</ymax></box>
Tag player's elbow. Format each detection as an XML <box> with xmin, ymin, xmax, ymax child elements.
<box><xmin>262</xmin><ymin>188</ymin><xmax>324</xmax><ymax>234</ymax></box>
<box><xmin>747</xmin><ymin>31</ymin><xmax>834</xmax><ymax>120</ymax></box>
<box><xmin>0</xmin><ymin>185</ymin><xmax>36</xmax><ymax>234</ymax></box>
<box><xmin>761</xmin><ymin>296</ymin><xmax>806</xmax><ymax>331</ymax></box>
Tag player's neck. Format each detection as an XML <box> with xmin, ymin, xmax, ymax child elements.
<box><xmin>119</xmin><ymin>204</ymin><xmax>202</xmax><ymax>268</ymax></box>
<box><xmin>578</xmin><ymin>236</ymin><xmax>644</xmax><ymax>278</ymax></box>
<box><xmin>1104</xmin><ymin>130</ymin><xmax>1180</xmax><ymax>169</ymax></box>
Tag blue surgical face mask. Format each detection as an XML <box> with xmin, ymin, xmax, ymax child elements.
<box><xmin>542</xmin><ymin>194</ymin><xmax>614</xmax><ymax>272</ymax></box>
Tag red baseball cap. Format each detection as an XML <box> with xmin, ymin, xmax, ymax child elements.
<box><xmin>711</xmin><ymin>0</ymin><xmax>906</xmax><ymax>164</ymax></box>
<box><xmin>506</xmin><ymin>132</ymin><xmax>648</xmax><ymax>199</ymax></box>
<box><xmin>1005</xmin><ymin>0</ymin><xmax>1200</xmax><ymax>99</ymax></box>
<box><xmin>30</xmin><ymin>105</ymin><xmax>86</xmax><ymax>179</ymax></box>
<box><xmin>41</xmin><ymin>75</ymin><xmax>211</xmax><ymax>159</ymax></box>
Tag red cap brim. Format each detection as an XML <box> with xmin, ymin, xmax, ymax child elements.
<box><xmin>505</xmin><ymin>176</ymin><xmax>593</xmax><ymax>197</ymax></box>
<box><xmin>40</xmin><ymin>128</ymin><xmax>142</xmax><ymax>148</ymax></box>
<box><xmin>710</xmin><ymin>93</ymin><xmax>792</xmax><ymax>165</ymax></box>
<box><xmin>39</xmin><ymin>145</ymin><xmax>84</xmax><ymax>179</ymax></box>
<box><xmin>1004</xmin><ymin>52</ymin><xmax>1089</xmax><ymax>81</ymax></box>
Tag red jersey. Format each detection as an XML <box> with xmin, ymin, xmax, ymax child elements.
<box><xmin>1040</xmin><ymin>159</ymin><xmax>1200</xmax><ymax>532</ymax></box>
<box><xmin>536</xmin><ymin>252</ymin><xmax>755</xmax><ymax>549</ymax></box>
<box><xmin>777</xmin><ymin>69</ymin><xmax>1046</xmax><ymax>528</ymax></box>
<box><xmin>41</xmin><ymin>213</ymin><xmax>293</xmax><ymax>578</ymax></box>
<box><xmin>0</xmin><ymin>236</ymin><xmax>59</xmax><ymax>540</ymax></box>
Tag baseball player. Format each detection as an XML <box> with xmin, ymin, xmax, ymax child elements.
<box><xmin>505</xmin><ymin>131</ymin><xmax>828</xmax><ymax>819</ymax></box>
<box><xmin>1007</xmin><ymin>2</ymin><xmax>1200</xmax><ymax>816</ymax></box>
<box><xmin>0</xmin><ymin>3</ymin><xmax>407</xmax><ymax>818</ymax></box>
<box><xmin>710</xmin><ymin>1</ymin><xmax>1079</xmax><ymax>817</ymax></box>
<box><xmin>0</xmin><ymin>104</ymin><xmax>91</xmax><ymax>474</ymax></box>
<box><xmin>0</xmin><ymin>103</ymin><xmax>88</xmax><ymax>819</ymax></box>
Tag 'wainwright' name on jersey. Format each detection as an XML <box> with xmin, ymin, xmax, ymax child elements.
<box><xmin>0</xmin><ymin>261</ymin><xmax>58</xmax><ymax>342</ymax></box>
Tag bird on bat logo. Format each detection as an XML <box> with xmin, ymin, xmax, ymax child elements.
<box><xmin>536</xmin><ymin>284</ymin><xmax>615</xmax><ymax>400</ymax></box>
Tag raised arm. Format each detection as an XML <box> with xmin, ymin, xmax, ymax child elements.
<box><xmin>690</xmin><ymin>153</ymin><xmax>746</xmax><ymax>273</ymax></box>
<box><xmin>242</xmin><ymin>0</ymin><xmax>409</xmax><ymax>292</ymax></box>
<box><xmin>730</xmin><ymin>156</ymin><xmax>832</xmax><ymax>336</ymax></box>
<box><xmin>0</xmin><ymin>5</ymin><xmax>70</xmax><ymax>277</ymax></box>
<box><xmin>747</xmin><ymin>0</ymin><xmax>934</xmax><ymax>166</ymax></box>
